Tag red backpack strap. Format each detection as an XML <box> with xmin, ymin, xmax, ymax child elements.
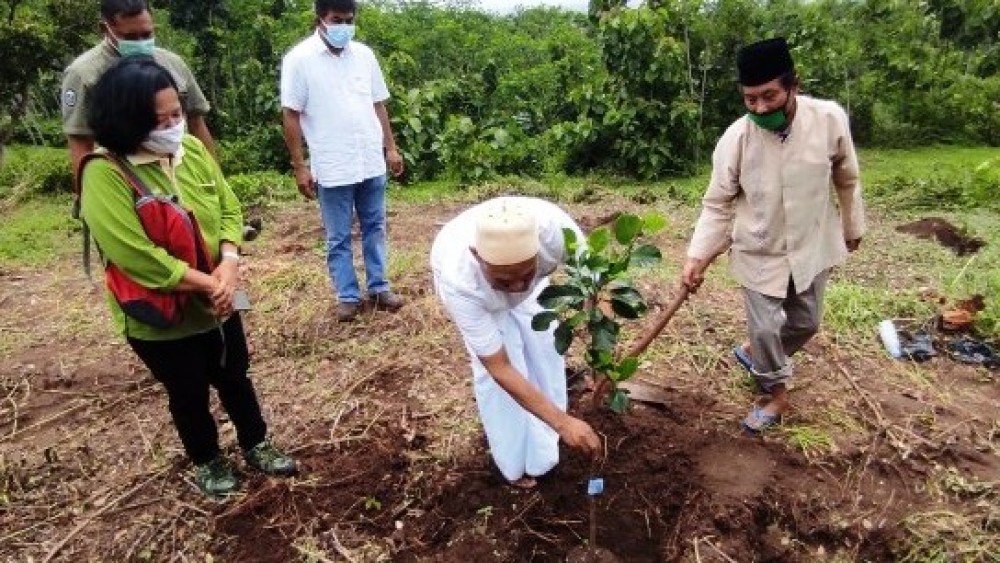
<box><xmin>74</xmin><ymin>153</ymin><xmax>148</xmax><ymax>213</ymax></box>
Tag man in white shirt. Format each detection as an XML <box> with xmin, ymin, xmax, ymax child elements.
<box><xmin>681</xmin><ymin>38</ymin><xmax>866</xmax><ymax>433</ymax></box>
<box><xmin>431</xmin><ymin>197</ymin><xmax>602</xmax><ymax>488</ymax></box>
<box><xmin>281</xmin><ymin>0</ymin><xmax>405</xmax><ymax>322</ymax></box>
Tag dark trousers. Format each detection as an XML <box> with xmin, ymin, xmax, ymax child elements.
<box><xmin>128</xmin><ymin>314</ymin><xmax>267</xmax><ymax>465</ymax></box>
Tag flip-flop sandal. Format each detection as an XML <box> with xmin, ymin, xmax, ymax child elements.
<box><xmin>733</xmin><ymin>345</ymin><xmax>754</xmax><ymax>374</ymax></box>
<box><xmin>741</xmin><ymin>407</ymin><xmax>781</xmax><ymax>434</ymax></box>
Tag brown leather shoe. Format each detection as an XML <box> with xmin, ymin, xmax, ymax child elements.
<box><xmin>368</xmin><ymin>291</ymin><xmax>403</xmax><ymax>312</ymax></box>
<box><xmin>336</xmin><ymin>301</ymin><xmax>361</xmax><ymax>322</ymax></box>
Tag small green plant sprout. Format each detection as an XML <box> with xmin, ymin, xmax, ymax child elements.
<box><xmin>532</xmin><ymin>212</ymin><xmax>666</xmax><ymax>413</ymax></box>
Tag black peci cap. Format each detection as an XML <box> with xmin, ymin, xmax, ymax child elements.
<box><xmin>737</xmin><ymin>37</ymin><xmax>795</xmax><ymax>87</ymax></box>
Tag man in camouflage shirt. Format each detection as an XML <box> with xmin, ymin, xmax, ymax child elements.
<box><xmin>61</xmin><ymin>0</ymin><xmax>215</xmax><ymax>176</ymax></box>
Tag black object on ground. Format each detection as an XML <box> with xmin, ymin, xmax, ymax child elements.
<box><xmin>947</xmin><ymin>337</ymin><xmax>999</xmax><ymax>369</ymax></box>
<box><xmin>898</xmin><ymin>330</ymin><xmax>936</xmax><ymax>362</ymax></box>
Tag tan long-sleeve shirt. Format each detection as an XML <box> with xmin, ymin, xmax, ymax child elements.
<box><xmin>687</xmin><ymin>95</ymin><xmax>866</xmax><ymax>298</ymax></box>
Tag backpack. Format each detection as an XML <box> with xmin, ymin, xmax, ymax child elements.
<box><xmin>75</xmin><ymin>153</ymin><xmax>216</xmax><ymax>329</ymax></box>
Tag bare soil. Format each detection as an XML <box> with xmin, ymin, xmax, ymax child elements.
<box><xmin>1</xmin><ymin>195</ymin><xmax>998</xmax><ymax>562</ymax></box>
<box><xmin>896</xmin><ymin>217</ymin><xmax>986</xmax><ymax>256</ymax></box>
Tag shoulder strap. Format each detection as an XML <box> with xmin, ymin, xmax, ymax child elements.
<box><xmin>105</xmin><ymin>154</ymin><xmax>153</xmax><ymax>198</ymax></box>
<box><xmin>75</xmin><ymin>152</ymin><xmax>151</xmax><ymax>202</ymax></box>
<box><xmin>75</xmin><ymin>153</ymin><xmax>153</xmax><ymax>280</ymax></box>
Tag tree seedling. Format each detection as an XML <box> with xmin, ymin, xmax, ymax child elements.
<box><xmin>533</xmin><ymin>212</ymin><xmax>666</xmax><ymax>412</ymax></box>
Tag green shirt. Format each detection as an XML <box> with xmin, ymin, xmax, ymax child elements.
<box><xmin>61</xmin><ymin>41</ymin><xmax>211</xmax><ymax>136</ymax></box>
<box><xmin>80</xmin><ymin>135</ymin><xmax>243</xmax><ymax>341</ymax></box>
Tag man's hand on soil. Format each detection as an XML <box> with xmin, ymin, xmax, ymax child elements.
<box><xmin>558</xmin><ymin>416</ymin><xmax>603</xmax><ymax>459</ymax></box>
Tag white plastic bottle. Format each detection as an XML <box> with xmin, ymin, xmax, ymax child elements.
<box><xmin>878</xmin><ymin>319</ymin><xmax>902</xmax><ymax>359</ymax></box>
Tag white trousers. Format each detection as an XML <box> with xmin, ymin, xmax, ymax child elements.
<box><xmin>468</xmin><ymin>307</ymin><xmax>567</xmax><ymax>482</ymax></box>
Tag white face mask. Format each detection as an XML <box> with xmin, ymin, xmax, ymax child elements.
<box><xmin>143</xmin><ymin>118</ymin><xmax>185</xmax><ymax>155</ymax></box>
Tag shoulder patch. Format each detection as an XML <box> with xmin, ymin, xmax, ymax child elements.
<box><xmin>63</xmin><ymin>89</ymin><xmax>78</xmax><ymax>108</ymax></box>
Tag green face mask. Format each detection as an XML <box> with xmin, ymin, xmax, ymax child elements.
<box><xmin>117</xmin><ymin>37</ymin><xmax>155</xmax><ymax>57</ymax></box>
<box><xmin>748</xmin><ymin>109</ymin><xmax>787</xmax><ymax>131</ymax></box>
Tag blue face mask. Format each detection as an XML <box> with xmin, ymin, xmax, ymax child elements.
<box><xmin>323</xmin><ymin>22</ymin><xmax>355</xmax><ymax>49</ymax></box>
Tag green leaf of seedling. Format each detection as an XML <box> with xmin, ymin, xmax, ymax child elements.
<box><xmin>537</xmin><ymin>284</ymin><xmax>585</xmax><ymax>309</ymax></box>
<box><xmin>562</xmin><ymin>227</ymin><xmax>579</xmax><ymax>260</ymax></box>
<box><xmin>641</xmin><ymin>212</ymin><xmax>667</xmax><ymax>234</ymax></box>
<box><xmin>531</xmin><ymin>311</ymin><xmax>559</xmax><ymax>331</ymax></box>
<box><xmin>566</xmin><ymin>310</ymin><xmax>588</xmax><ymax>328</ymax></box>
<box><xmin>616</xmin><ymin>356</ymin><xmax>639</xmax><ymax>381</ymax></box>
<box><xmin>630</xmin><ymin>244</ymin><xmax>662</xmax><ymax>267</ymax></box>
<box><xmin>591</xmin><ymin>316</ymin><xmax>619</xmax><ymax>353</ymax></box>
<box><xmin>613</xmin><ymin>214</ymin><xmax>643</xmax><ymax>245</ymax></box>
<box><xmin>606</xmin><ymin>258</ymin><xmax>630</xmax><ymax>278</ymax></box>
<box><xmin>586</xmin><ymin>349</ymin><xmax>615</xmax><ymax>372</ymax></box>
<box><xmin>583</xmin><ymin>253</ymin><xmax>610</xmax><ymax>274</ymax></box>
<box><xmin>554</xmin><ymin>322</ymin><xmax>574</xmax><ymax>355</ymax></box>
<box><xmin>609</xmin><ymin>388</ymin><xmax>630</xmax><ymax>413</ymax></box>
<box><xmin>610</xmin><ymin>286</ymin><xmax>647</xmax><ymax>314</ymax></box>
<box><xmin>610</xmin><ymin>295</ymin><xmax>644</xmax><ymax>319</ymax></box>
<box><xmin>587</xmin><ymin>227</ymin><xmax>611</xmax><ymax>254</ymax></box>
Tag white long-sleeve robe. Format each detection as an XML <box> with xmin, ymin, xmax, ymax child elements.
<box><xmin>430</xmin><ymin>197</ymin><xmax>583</xmax><ymax>481</ymax></box>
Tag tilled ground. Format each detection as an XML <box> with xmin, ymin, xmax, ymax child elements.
<box><xmin>2</xmin><ymin>193</ymin><xmax>998</xmax><ymax>562</ymax></box>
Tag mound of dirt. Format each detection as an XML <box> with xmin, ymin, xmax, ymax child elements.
<box><xmin>896</xmin><ymin>217</ymin><xmax>985</xmax><ymax>256</ymax></box>
<box><xmin>213</xmin><ymin>433</ymin><xmax>413</xmax><ymax>562</ymax></box>
<box><xmin>393</xmin><ymin>393</ymin><xmax>903</xmax><ymax>562</ymax></box>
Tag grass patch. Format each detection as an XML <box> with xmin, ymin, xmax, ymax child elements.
<box><xmin>782</xmin><ymin>424</ymin><xmax>835</xmax><ymax>458</ymax></box>
<box><xmin>386</xmin><ymin>248</ymin><xmax>425</xmax><ymax>280</ymax></box>
<box><xmin>860</xmin><ymin>146</ymin><xmax>1000</xmax><ymax>210</ymax></box>
<box><xmin>0</xmin><ymin>197</ymin><xmax>78</xmax><ymax>268</ymax></box>
<box><xmin>823</xmin><ymin>282</ymin><xmax>937</xmax><ymax>335</ymax></box>
<box><xmin>901</xmin><ymin>467</ymin><xmax>998</xmax><ymax>563</ymax></box>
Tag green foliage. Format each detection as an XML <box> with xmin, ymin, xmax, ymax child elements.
<box><xmin>368</xmin><ymin>3</ymin><xmax>604</xmax><ymax>183</ymax></box>
<box><xmin>4</xmin><ymin>0</ymin><xmax>998</xmax><ymax>186</ymax></box>
<box><xmin>225</xmin><ymin>171</ymin><xmax>297</xmax><ymax>210</ymax></box>
<box><xmin>0</xmin><ymin>144</ymin><xmax>71</xmax><ymax>200</ymax></box>
<box><xmin>534</xmin><ymin>212</ymin><xmax>666</xmax><ymax>413</ymax></box>
<box><xmin>219</xmin><ymin>126</ymin><xmax>290</xmax><ymax>176</ymax></box>
<box><xmin>0</xmin><ymin>0</ymin><xmax>92</xmax><ymax>149</ymax></box>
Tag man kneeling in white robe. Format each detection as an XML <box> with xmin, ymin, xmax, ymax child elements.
<box><xmin>431</xmin><ymin>197</ymin><xmax>602</xmax><ymax>488</ymax></box>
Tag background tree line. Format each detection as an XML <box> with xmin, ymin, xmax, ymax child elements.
<box><xmin>2</xmin><ymin>0</ymin><xmax>997</xmax><ymax>182</ymax></box>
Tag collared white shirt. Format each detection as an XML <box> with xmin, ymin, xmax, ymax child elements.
<box><xmin>280</xmin><ymin>32</ymin><xmax>389</xmax><ymax>187</ymax></box>
<box><xmin>687</xmin><ymin>95</ymin><xmax>866</xmax><ymax>298</ymax></box>
<box><xmin>431</xmin><ymin>197</ymin><xmax>584</xmax><ymax>357</ymax></box>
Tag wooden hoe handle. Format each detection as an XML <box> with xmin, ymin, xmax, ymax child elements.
<box><xmin>626</xmin><ymin>286</ymin><xmax>691</xmax><ymax>358</ymax></box>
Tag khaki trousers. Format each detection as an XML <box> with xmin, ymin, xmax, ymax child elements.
<box><xmin>742</xmin><ymin>269</ymin><xmax>830</xmax><ymax>392</ymax></box>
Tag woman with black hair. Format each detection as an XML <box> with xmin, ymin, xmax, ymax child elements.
<box><xmin>80</xmin><ymin>57</ymin><xmax>296</xmax><ymax>497</ymax></box>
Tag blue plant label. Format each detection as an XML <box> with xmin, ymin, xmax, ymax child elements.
<box><xmin>587</xmin><ymin>478</ymin><xmax>604</xmax><ymax>496</ymax></box>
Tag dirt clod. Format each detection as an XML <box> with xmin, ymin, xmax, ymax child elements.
<box><xmin>896</xmin><ymin>217</ymin><xmax>985</xmax><ymax>255</ymax></box>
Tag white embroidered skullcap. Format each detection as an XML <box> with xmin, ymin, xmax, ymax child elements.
<box><xmin>474</xmin><ymin>198</ymin><xmax>540</xmax><ymax>266</ymax></box>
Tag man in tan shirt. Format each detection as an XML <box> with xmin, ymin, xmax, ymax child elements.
<box><xmin>681</xmin><ymin>37</ymin><xmax>865</xmax><ymax>433</ymax></box>
<box><xmin>61</xmin><ymin>0</ymin><xmax>215</xmax><ymax>178</ymax></box>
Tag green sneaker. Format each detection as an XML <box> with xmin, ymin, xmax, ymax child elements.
<box><xmin>194</xmin><ymin>456</ymin><xmax>239</xmax><ymax>497</ymax></box>
<box><xmin>244</xmin><ymin>441</ymin><xmax>298</xmax><ymax>476</ymax></box>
